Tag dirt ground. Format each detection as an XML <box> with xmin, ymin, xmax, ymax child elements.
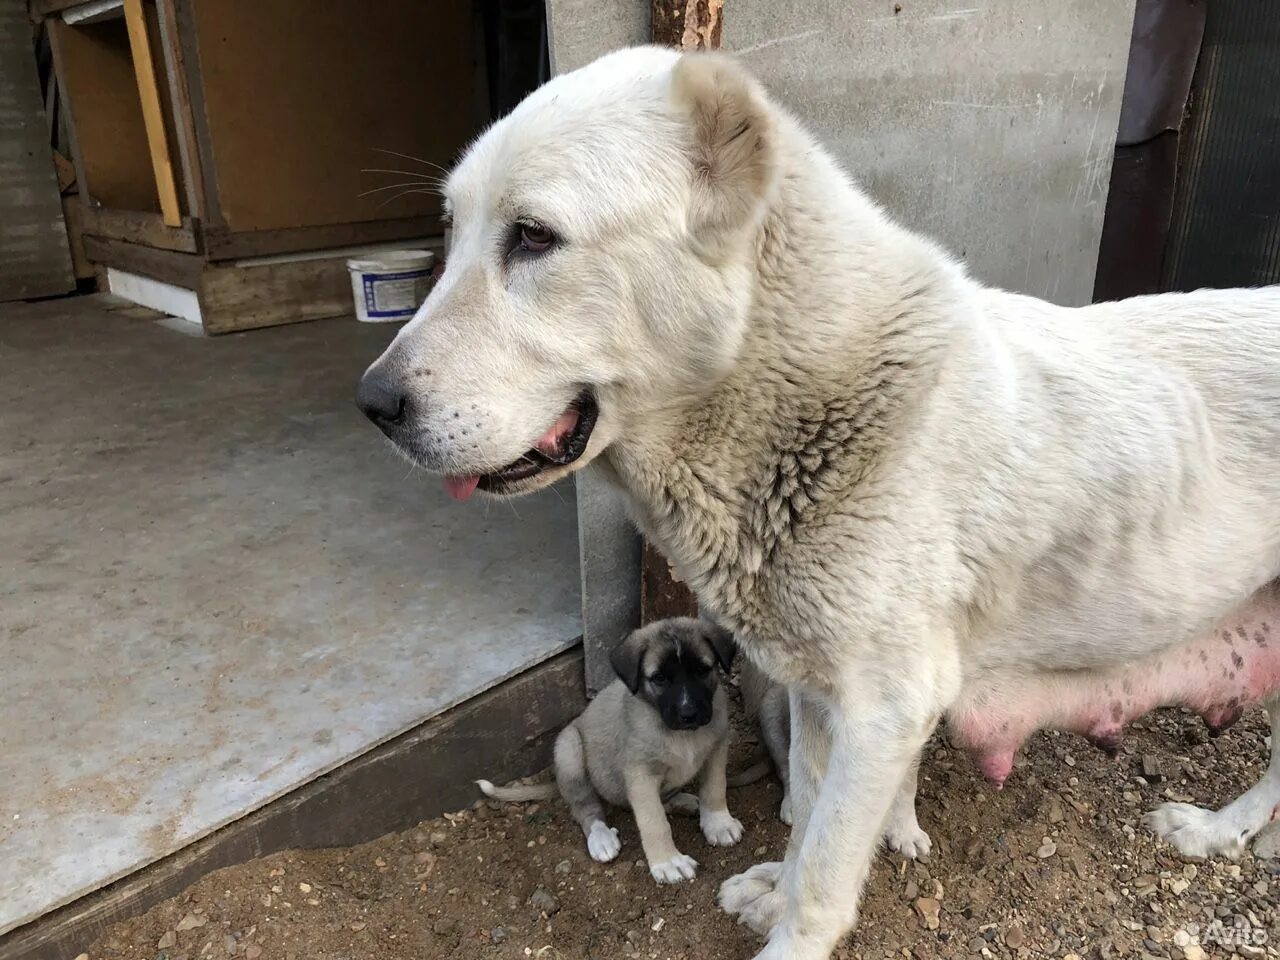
<box><xmin>88</xmin><ymin>699</ymin><xmax>1280</xmax><ymax>960</ymax></box>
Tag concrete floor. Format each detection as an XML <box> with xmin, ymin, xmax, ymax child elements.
<box><xmin>0</xmin><ymin>297</ymin><xmax>582</xmax><ymax>934</ymax></box>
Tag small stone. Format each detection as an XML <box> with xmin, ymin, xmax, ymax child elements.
<box><xmin>968</xmin><ymin>937</ymin><xmax>987</xmax><ymax>953</ymax></box>
<box><xmin>491</xmin><ymin>927</ymin><xmax>506</xmax><ymax>944</ymax></box>
<box><xmin>430</xmin><ymin>831</ymin><xmax>448</xmax><ymax>845</ymax></box>
<box><xmin>224</xmin><ymin>935</ymin><xmax>238</xmax><ymax>955</ymax></box>
<box><xmin>1172</xmin><ymin>931</ymin><xmax>1191</xmax><ymax>948</ymax></box>
<box><xmin>1004</xmin><ymin>925</ymin><xmax>1026</xmax><ymax>949</ymax></box>
<box><xmin>297</xmin><ymin>882</ymin><xmax>312</xmax><ymax>893</ymax></box>
<box><xmin>176</xmin><ymin>913</ymin><xmax>208</xmax><ymax>932</ymax></box>
<box><xmin>1064</xmin><ymin>954</ymin><xmax>1083</xmax><ymax>960</ymax></box>
<box><xmin>904</xmin><ymin>879</ymin><xmax>919</xmax><ymax>900</ymax></box>
<box><xmin>1048</xmin><ymin>796</ymin><xmax>1066</xmax><ymax>824</ymax></box>
<box><xmin>1168</xmin><ymin>878</ymin><xmax>1191</xmax><ymax>895</ymax></box>
<box><xmin>73</xmin><ymin>955</ymin><xmax>89</xmax><ymax>960</ymax></box>
<box><xmin>529</xmin><ymin>887</ymin><xmax>561</xmax><ymax>916</ymax></box>
<box><xmin>1182</xmin><ymin>945</ymin><xmax>1206</xmax><ymax>960</ymax></box>
<box><xmin>158</xmin><ymin>932</ymin><xmax>176</xmax><ymax>950</ymax></box>
<box><xmin>554</xmin><ymin>859</ymin><xmax>572</xmax><ymax>875</ymax></box>
<box><xmin>914</xmin><ymin>897</ymin><xmax>941</xmax><ymax>930</ymax></box>
<box><xmin>350</xmin><ymin>921</ymin><xmax>366</xmax><ymax>931</ymax></box>
<box><xmin>1141</xmin><ymin>754</ymin><xmax>1164</xmax><ymax>782</ymax></box>
<box><xmin>244</xmin><ymin>947</ymin><xmax>262</xmax><ymax>960</ymax></box>
<box><xmin>1182</xmin><ymin>864</ymin><xmax>1198</xmax><ymax>880</ymax></box>
<box><xmin>1238</xmin><ymin>946</ymin><xmax>1265</xmax><ymax>959</ymax></box>
<box><xmin>1036</xmin><ymin>840</ymin><xmax>1057</xmax><ymax>859</ymax></box>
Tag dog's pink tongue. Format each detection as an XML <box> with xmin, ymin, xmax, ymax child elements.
<box><xmin>443</xmin><ymin>475</ymin><xmax>480</xmax><ymax>501</ymax></box>
<box><xmin>536</xmin><ymin>408</ymin><xmax>580</xmax><ymax>456</ymax></box>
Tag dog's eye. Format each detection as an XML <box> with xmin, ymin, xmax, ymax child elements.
<box><xmin>647</xmin><ymin>674</ymin><xmax>667</xmax><ymax>688</ymax></box>
<box><xmin>518</xmin><ymin>220</ymin><xmax>555</xmax><ymax>254</ymax></box>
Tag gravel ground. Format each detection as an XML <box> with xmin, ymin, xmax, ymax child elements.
<box><xmin>86</xmin><ymin>701</ymin><xmax>1280</xmax><ymax>960</ymax></box>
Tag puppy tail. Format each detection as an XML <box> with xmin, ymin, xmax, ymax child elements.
<box><xmin>475</xmin><ymin>778</ymin><xmax>558</xmax><ymax>802</ymax></box>
<box><xmin>726</xmin><ymin>759</ymin><xmax>773</xmax><ymax>788</ymax></box>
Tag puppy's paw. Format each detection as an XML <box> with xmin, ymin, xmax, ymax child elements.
<box><xmin>778</xmin><ymin>794</ymin><xmax>792</xmax><ymax>825</ymax></box>
<box><xmin>649</xmin><ymin>852</ymin><xmax>698</xmax><ymax>884</ymax></box>
<box><xmin>701</xmin><ymin>808</ymin><xmax>744</xmax><ymax>846</ymax></box>
<box><xmin>586</xmin><ymin>821</ymin><xmax>621</xmax><ymax>862</ymax></box>
<box><xmin>1145</xmin><ymin>802</ymin><xmax>1248</xmax><ymax>859</ymax></box>
<box><xmin>884</xmin><ymin>819</ymin><xmax>932</xmax><ymax>861</ymax></box>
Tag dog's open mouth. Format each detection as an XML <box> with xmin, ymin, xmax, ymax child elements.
<box><xmin>443</xmin><ymin>391</ymin><xmax>598</xmax><ymax>501</ymax></box>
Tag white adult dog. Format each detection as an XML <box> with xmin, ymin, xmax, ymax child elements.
<box><xmin>357</xmin><ymin>46</ymin><xmax>1280</xmax><ymax>960</ymax></box>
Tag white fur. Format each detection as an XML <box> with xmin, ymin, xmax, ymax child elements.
<box><xmin>587</xmin><ymin>819</ymin><xmax>622</xmax><ymax>862</ymax></box>
<box><xmin>365</xmin><ymin>46</ymin><xmax>1280</xmax><ymax>960</ymax></box>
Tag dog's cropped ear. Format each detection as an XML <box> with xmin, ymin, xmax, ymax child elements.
<box><xmin>670</xmin><ymin>52</ymin><xmax>777</xmax><ymax>258</ymax></box>
<box><xmin>610</xmin><ymin>630</ymin><xmax>648</xmax><ymax>694</ymax></box>
<box><xmin>702</xmin><ymin>621</ymin><xmax>737</xmax><ymax>673</ymax></box>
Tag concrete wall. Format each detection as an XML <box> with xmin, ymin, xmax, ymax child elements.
<box><xmin>549</xmin><ymin>0</ymin><xmax>1135</xmax><ymax>690</ymax></box>
<box><xmin>724</xmin><ymin>0</ymin><xmax>1134</xmax><ymax>306</ymax></box>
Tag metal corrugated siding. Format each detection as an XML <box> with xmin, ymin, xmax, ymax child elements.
<box><xmin>1163</xmin><ymin>1</ymin><xmax>1280</xmax><ymax>291</ymax></box>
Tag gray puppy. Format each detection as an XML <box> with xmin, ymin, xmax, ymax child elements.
<box><xmin>734</xmin><ymin>658</ymin><xmax>792</xmax><ymax>824</ymax></box>
<box><xmin>478</xmin><ymin>617</ymin><xmax>743</xmax><ymax>883</ymax></box>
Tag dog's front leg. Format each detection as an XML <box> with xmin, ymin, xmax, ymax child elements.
<box><xmin>625</xmin><ymin>769</ymin><xmax>698</xmax><ymax>884</ymax></box>
<box><xmin>719</xmin><ymin>687</ymin><xmax>828</xmax><ymax>936</ymax></box>
<box><xmin>698</xmin><ymin>733</ymin><xmax>745</xmax><ymax>846</ymax></box>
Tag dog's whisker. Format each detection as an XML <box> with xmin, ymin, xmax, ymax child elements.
<box><xmin>371</xmin><ymin>147</ymin><xmax>452</xmax><ymax>176</ymax></box>
<box><xmin>358</xmin><ymin>181</ymin><xmax>448</xmax><ymax>198</ymax></box>
<box><xmin>373</xmin><ymin>188</ymin><xmax>439</xmax><ymax>211</ymax></box>
<box><xmin>359</xmin><ymin>168</ymin><xmax>446</xmax><ymax>184</ymax></box>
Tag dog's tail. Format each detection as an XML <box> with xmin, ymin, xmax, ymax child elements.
<box><xmin>476</xmin><ymin>778</ymin><xmax>559</xmax><ymax>802</ymax></box>
<box><xmin>727</xmin><ymin>742</ymin><xmax>773</xmax><ymax>788</ymax></box>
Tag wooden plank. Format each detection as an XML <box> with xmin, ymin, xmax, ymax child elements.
<box><xmin>122</xmin><ymin>0</ymin><xmax>179</xmax><ymax>225</ymax></box>
<box><xmin>153</xmin><ymin>0</ymin><xmax>201</xmax><ymax>218</ymax></box>
<box><xmin>187</xmin><ymin>0</ymin><xmax>481</xmax><ymax>233</ymax></box>
<box><xmin>0</xmin><ymin>648</ymin><xmax>586</xmax><ymax>960</ymax></box>
<box><xmin>0</xmin><ymin>1</ymin><xmax>75</xmax><ymax>299</ymax></box>
<box><xmin>201</xmin><ymin>217</ymin><xmax>445</xmax><ymax>261</ymax></box>
<box><xmin>651</xmin><ymin>0</ymin><xmax>723</xmax><ymax>50</ymax></box>
<box><xmin>50</xmin><ymin>18</ymin><xmax>157</xmax><ymax>211</ymax></box>
<box><xmin>28</xmin><ymin>0</ymin><xmax>88</xmax><ymax>20</ymax></box>
<box><xmin>82</xmin><ymin>205</ymin><xmax>198</xmax><ymax>251</ymax></box>
<box><xmin>633</xmin><ymin>0</ymin><xmax>722</xmax><ymax>623</ymax></box>
<box><xmin>82</xmin><ymin>234</ymin><xmax>202</xmax><ymax>287</ymax></box>
<box><xmin>197</xmin><ymin>253</ymin><xmax>357</xmax><ymax>335</ymax></box>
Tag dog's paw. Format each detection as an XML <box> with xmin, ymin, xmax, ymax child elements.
<box><xmin>665</xmin><ymin>792</ymin><xmax>700</xmax><ymax>816</ymax></box>
<box><xmin>721</xmin><ymin>867</ymin><xmax>787</xmax><ymax>936</ymax></box>
<box><xmin>884</xmin><ymin>819</ymin><xmax>932</xmax><ymax>861</ymax></box>
<box><xmin>719</xmin><ymin>861</ymin><xmax>785</xmax><ymax>936</ymax></box>
<box><xmin>649</xmin><ymin>852</ymin><xmax>698</xmax><ymax>884</ymax></box>
<box><xmin>778</xmin><ymin>794</ymin><xmax>793</xmax><ymax>825</ymax></box>
<box><xmin>1145</xmin><ymin>803</ymin><xmax>1248</xmax><ymax>859</ymax></box>
<box><xmin>587</xmin><ymin>821</ymin><xmax>621</xmax><ymax>862</ymax></box>
<box><xmin>701</xmin><ymin>808</ymin><xmax>744</xmax><ymax>846</ymax></box>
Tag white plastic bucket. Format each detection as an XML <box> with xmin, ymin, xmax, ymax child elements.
<box><xmin>346</xmin><ymin>250</ymin><xmax>435</xmax><ymax>323</ymax></box>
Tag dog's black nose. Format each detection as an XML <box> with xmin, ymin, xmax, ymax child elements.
<box><xmin>356</xmin><ymin>370</ymin><xmax>407</xmax><ymax>426</ymax></box>
<box><xmin>677</xmin><ymin>702</ymin><xmax>700</xmax><ymax>724</ymax></box>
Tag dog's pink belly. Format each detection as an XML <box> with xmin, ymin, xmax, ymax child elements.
<box><xmin>950</xmin><ymin>605</ymin><xmax>1280</xmax><ymax>787</ymax></box>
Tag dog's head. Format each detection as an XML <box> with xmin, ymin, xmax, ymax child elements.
<box><xmin>356</xmin><ymin>47</ymin><xmax>778</xmax><ymax>498</ymax></box>
<box><xmin>609</xmin><ymin>617</ymin><xmax>735</xmax><ymax>731</ymax></box>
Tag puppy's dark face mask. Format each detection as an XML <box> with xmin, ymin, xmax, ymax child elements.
<box><xmin>610</xmin><ymin>619</ymin><xmax>736</xmax><ymax>731</ymax></box>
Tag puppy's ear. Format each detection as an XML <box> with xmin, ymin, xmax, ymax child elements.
<box><xmin>670</xmin><ymin>52</ymin><xmax>776</xmax><ymax>258</ymax></box>
<box><xmin>610</xmin><ymin>630</ymin><xmax>647</xmax><ymax>694</ymax></box>
<box><xmin>703</xmin><ymin>621</ymin><xmax>737</xmax><ymax>673</ymax></box>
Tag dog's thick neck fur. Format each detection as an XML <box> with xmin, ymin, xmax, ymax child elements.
<box><xmin>604</xmin><ymin>113</ymin><xmax>973</xmax><ymax>665</ymax></box>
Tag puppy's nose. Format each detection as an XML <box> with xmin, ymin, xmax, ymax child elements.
<box><xmin>677</xmin><ymin>700</ymin><xmax>699</xmax><ymax>723</ymax></box>
<box><xmin>356</xmin><ymin>369</ymin><xmax>407</xmax><ymax>426</ymax></box>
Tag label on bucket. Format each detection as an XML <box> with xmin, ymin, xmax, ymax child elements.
<box><xmin>361</xmin><ymin>270</ymin><xmax>432</xmax><ymax>319</ymax></box>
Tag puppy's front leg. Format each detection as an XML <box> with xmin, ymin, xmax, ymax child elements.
<box><xmin>698</xmin><ymin>734</ymin><xmax>744</xmax><ymax>846</ymax></box>
<box><xmin>625</xmin><ymin>768</ymin><xmax>698</xmax><ymax>883</ymax></box>
<box><xmin>760</xmin><ymin>691</ymin><xmax>939</xmax><ymax>960</ymax></box>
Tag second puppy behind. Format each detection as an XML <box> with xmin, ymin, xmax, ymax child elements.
<box><xmin>478</xmin><ymin>617</ymin><xmax>742</xmax><ymax>883</ymax></box>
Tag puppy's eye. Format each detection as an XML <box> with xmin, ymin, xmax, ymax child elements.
<box><xmin>693</xmin><ymin>661</ymin><xmax>713</xmax><ymax>675</ymax></box>
<box><xmin>518</xmin><ymin>220</ymin><xmax>555</xmax><ymax>253</ymax></box>
<box><xmin>647</xmin><ymin>674</ymin><xmax>667</xmax><ymax>688</ymax></box>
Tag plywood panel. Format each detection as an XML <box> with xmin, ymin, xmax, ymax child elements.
<box><xmin>50</xmin><ymin>17</ymin><xmax>159</xmax><ymax>213</ymax></box>
<box><xmin>0</xmin><ymin>4</ymin><xmax>74</xmax><ymax>299</ymax></box>
<box><xmin>190</xmin><ymin>0</ymin><xmax>482</xmax><ymax>233</ymax></box>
